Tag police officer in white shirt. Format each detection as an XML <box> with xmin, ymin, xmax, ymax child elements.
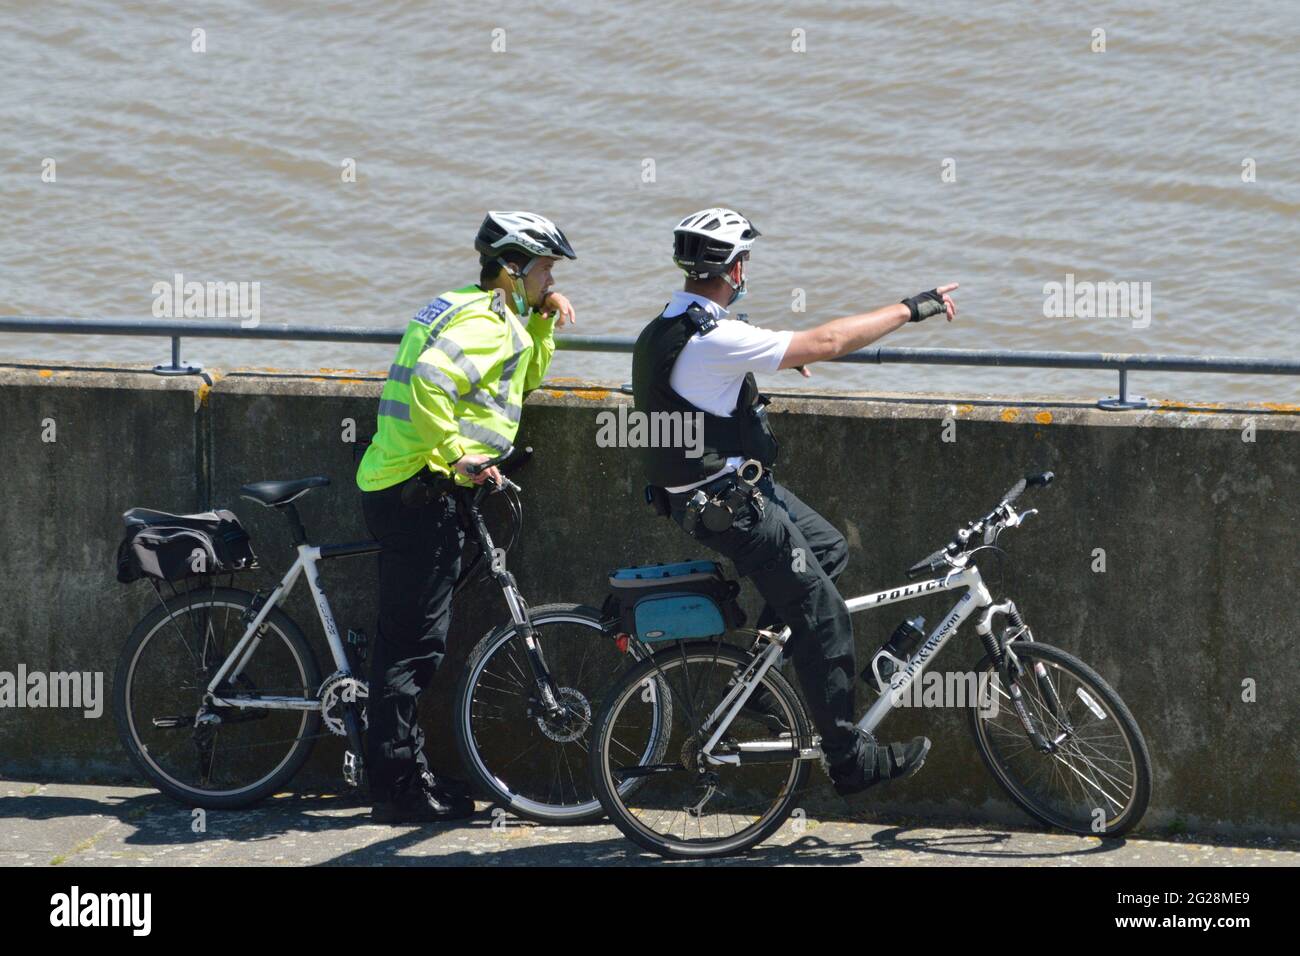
<box><xmin>631</xmin><ymin>207</ymin><xmax>958</xmax><ymax>793</ymax></box>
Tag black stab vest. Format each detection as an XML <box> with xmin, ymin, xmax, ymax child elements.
<box><xmin>631</xmin><ymin>303</ymin><xmax>779</xmax><ymax>489</ymax></box>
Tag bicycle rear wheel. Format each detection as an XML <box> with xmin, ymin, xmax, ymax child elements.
<box><xmin>590</xmin><ymin>641</ymin><xmax>812</xmax><ymax>858</ymax></box>
<box><xmin>114</xmin><ymin>585</ymin><xmax>322</xmax><ymax>809</ymax></box>
<box><xmin>970</xmin><ymin>641</ymin><xmax>1151</xmax><ymax>836</ymax></box>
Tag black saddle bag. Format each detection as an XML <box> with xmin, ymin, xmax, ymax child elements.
<box><xmin>116</xmin><ymin>508</ymin><xmax>258</xmax><ymax>584</ymax></box>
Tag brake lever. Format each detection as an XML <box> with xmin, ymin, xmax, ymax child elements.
<box><xmin>1003</xmin><ymin>506</ymin><xmax>1038</xmax><ymax>528</ymax></box>
<box><xmin>484</xmin><ymin>475</ymin><xmax>521</xmax><ymax>494</ymax></box>
<box><xmin>940</xmin><ymin>554</ymin><xmax>969</xmax><ymax>585</ymax></box>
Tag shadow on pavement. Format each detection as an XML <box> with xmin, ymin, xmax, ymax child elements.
<box><xmin>9</xmin><ymin>787</ymin><xmax>1284</xmax><ymax>866</ymax></box>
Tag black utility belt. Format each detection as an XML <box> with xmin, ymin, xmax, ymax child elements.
<box><xmin>648</xmin><ymin>459</ymin><xmax>767</xmax><ymax>534</ymax></box>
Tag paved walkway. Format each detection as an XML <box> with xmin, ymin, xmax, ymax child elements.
<box><xmin>3</xmin><ymin>780</ymin><xmax>1295</xmax><ymax>867</ymax></box>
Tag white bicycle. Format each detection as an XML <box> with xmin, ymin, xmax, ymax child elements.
<box><xmin>113</xmin><ymin>448</ymin><xmax>669</xmax><ymax>817</ymax></box>
<box><xmin>589</xmin><ymin>471</ymin><xmax>1153</xmax><ymax>857</ymax></box>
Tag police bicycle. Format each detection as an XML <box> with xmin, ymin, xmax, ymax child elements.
<box><xmin>114</xmin><ymin>447</ymin><xmax>668</xmax><ymax>821</ymax></box>
<box><xmin>587</xmin><ymin>470</ymin><xmax>1153</xmax><ymax>857</ymax></box>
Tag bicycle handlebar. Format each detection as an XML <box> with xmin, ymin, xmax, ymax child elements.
<box><xmin>905</xmin><ymin>471</ymin><xmax>1055</xmax><ymax>579</ymax></box>
<box><xmin>1000</xmin><ymin>471</ymin><xmax>1054</xmax><ymax>508</ymax></box>
<box><xmin>465</xmin><ymin>445</ymin><xmax>532</xmax><ymax>478</ymax></box>
<box><xmin>464</xmin><ymin>445</ymin><xmax>531</xmax><ymax>495</ymax></box>
<box><xmin>905</xmin><ymin>546</ymin><xmax>952</xmax><ymax>579</ymax></box>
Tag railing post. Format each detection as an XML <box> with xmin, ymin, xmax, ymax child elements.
<box><xmin>1098</xmin><ymin>367</ymin><xmax>1149</xmax><ymax>411</ymax></box>
<box><xmin>153</xmin><ymin>335</ymin><xmax>202</xmax><ymax>375</ymax></box>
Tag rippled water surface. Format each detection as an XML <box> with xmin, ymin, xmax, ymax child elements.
<box><xmin>2</xmin><ymin>1</ymin><xmax>1297</xmax><ymax>402</ymax></box>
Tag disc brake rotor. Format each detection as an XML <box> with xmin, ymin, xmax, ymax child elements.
<box><xmin>533</xmin><ymin>687</ymin><xmax>591</xmax><ymax>743</ymax></box>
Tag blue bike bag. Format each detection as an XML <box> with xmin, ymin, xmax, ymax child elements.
<box><xmin>605</xmin><ymin>560</ymin><xmax>745</xmax><ymax>642</ymax></box>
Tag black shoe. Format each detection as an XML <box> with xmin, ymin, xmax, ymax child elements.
<box><xmin>371</xmin><ymin>780</ymin><xmax>477</xmax><ymax>824</ymax></box>
<box><xmin>419</xmin><ymin>770</ymin><xmax>472</xmax><ymax>799</ymax></box>
<box><xmin>828</xmin><ymin>734</ymin><xmax>931</xmax><ymax>796</ymax></box>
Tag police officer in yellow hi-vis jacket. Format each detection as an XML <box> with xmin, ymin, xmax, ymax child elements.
<box><xmin>356</xmin><ymin>211</ymin><xmax>576</xmax><ymax>823</ymax></box>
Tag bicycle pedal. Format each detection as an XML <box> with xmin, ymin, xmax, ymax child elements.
<box><xmin>343</xmin><ymin>750</ymin><xmax>365</xmax><ymax>788</ymax></box>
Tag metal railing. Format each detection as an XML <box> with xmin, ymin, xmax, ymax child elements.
<box><xmin>2</xmin><ymin>316</ymin><xmax>1297</xmax><ymax>411</ymax></box>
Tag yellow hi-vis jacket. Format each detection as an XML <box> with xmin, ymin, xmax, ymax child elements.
<box><xmin>356</xmin><ymin>285</ymin><xmax>557</xmax><ymax>491</ymax></box>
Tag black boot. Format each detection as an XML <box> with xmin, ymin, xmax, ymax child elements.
<box><xmin>370</xmin><ymin>771</ymin><xmax>477</xmax><ymax>824</ymax></box>
<box><xmin>827</xmin><ymin>731</ymin><xmax>931</xmax><ymax>796</ymax></box>
<box><xmin>419</xmin><ymin>769</ymin><xmax>472</xmax><ymax>799</ymax></box>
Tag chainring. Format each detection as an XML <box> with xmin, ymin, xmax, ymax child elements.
<box><xmin>319</xmin><ymin>674</ymin><xmax>369</xmax><ymax>737</ymax></box>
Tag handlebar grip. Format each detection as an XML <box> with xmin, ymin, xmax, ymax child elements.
<box><xmin>1002</xmin><ymin>471</ymin><xmax>1054</xmax><ymax>506</ymax></box>
<box><xmin>1001</xmin><ymin>478</ymin><xmax>1028</xmax><ymax>507</ymax></box>
<box><xmin>905</xmin><ymin>546</ymin><xmax>951</xmax><ymax>579</ymax></box>
<box><xmin>466</xmin><ymin>444</ymin><xmax>531</xmax><ymax>477</ymax></box>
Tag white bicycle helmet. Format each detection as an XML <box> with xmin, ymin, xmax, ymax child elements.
<box><xmin>475</xmin><ymin>211</ymin><xmax>577</xmax><ymax>263</ymax></box>
<box><xmin>672</xmin><ymin>207</ymin><xmax>760</xmax><ymax>279</ymax></box>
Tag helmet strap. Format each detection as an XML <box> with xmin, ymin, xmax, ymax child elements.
<box><xmin>496</xmin><ymin>255</ymin><xmax>535</xmax><ymax>315</ymax></box>
<box><xmin>721</xmin><ymin>258</ymin><xmax>748</xmax><ymax>305</ymax></box>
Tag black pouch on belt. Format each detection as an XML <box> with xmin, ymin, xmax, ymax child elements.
<box><xmin>677</xmin><ymin>480</ymin><xmax>760</xmax><ymax>536</ymax></box>
<box><xmin>682</xmin><ymin>490</ymin><xmax>708</xmax><ymax>535</ymax></box>
<box><xmin>702</xmin><ymin>480</ymin><xmax>763</xmax><ymax>533</ymax></box>
<box><xmin>400</xmin><ymin>468</ymin><xmax>454</xmax><ymax>508</ymax></box>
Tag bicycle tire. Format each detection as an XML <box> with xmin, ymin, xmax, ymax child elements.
<box><xmin>969</xmin><ymin>641</ymin><xmax>1152</xmax><ymax>837</ymax></box>
<box><xmin>114</xmin><ymin>586</ymin><xmax>323</xmax><ymax>809</ymax></box>
<box><xmin>590</xmin><ymin>641</ymin><xmax>812</xmax><ymax>858</ymax></box>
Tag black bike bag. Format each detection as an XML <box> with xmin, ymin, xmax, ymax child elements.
<box><xmin>116</xmin><ymin>508</ymin><xmax>258</xmax><ymax>583</ymax></box>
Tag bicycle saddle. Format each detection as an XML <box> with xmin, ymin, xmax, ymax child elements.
<box><xmin>239</xmin><ymin>476</ymin><xmax>330</xmax><ymax>507</ymax></box>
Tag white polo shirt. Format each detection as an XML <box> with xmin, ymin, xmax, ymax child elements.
<box><xmin>662</xmin><ymin>291</ymin><xmax>793</xmax><ymax>493</ymax></box>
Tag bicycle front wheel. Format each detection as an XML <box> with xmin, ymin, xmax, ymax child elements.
<box><xmin>970</xmin><ymin>640</ymin><xmax>1152</xmax><ymax>837</ymax></box>
<box><xmin>114</xmin><ymin>585</ymin><xmax>323</xmax><ymax>809</ymax></box>
<box><xmin>590</xmin><ymin>641</ymin><xmax>812</xmax><ymax>858</ymax></box>
<box><xmin>453</xmin><ymin>603</ymin><xmax>671</xmax><ymax>824</ymax></box>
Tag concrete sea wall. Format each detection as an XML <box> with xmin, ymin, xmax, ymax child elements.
<box><xmin>1</xmin><ymin>359</ymin><xmax>1296</xmax><ymax>837</ymax></box>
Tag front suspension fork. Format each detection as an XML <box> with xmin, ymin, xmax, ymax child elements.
<box><xmin>982</xmin><ymin>604</ymin><xmax>1071</xmax><ymax>753</ymax></box>
<box><xmin>500</xmin><ymin>573</ymin><xmax>564</xmax><ymax>719</ymax></box>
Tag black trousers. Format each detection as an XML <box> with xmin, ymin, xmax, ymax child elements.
<box><xmin>360</xmin><ymin>475</ymin><xmax>464</xmax><ymax>801</ymax></box>
<box><xmin>669</xmin><ymin>473</ymin><xmax>859</xmax><ymax>759</ymax></box>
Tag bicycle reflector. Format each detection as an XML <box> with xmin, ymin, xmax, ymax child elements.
<box><xmin>615</xmin><ymin>633</ymin><xmax>631</xmax><ymax>654</ymax></box>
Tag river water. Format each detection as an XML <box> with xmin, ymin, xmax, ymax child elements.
<box><xmin>2</xmin><ymin>1</ymin><xmax>1297</xmax><ymax>403</ymax></box>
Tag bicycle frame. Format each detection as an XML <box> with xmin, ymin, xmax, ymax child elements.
<box><xmin>203</xmin><ymin>485</ymin><xmax>555</xmax><ymax>715</ymax></box>
<box><xmin>207</xmin><ymin>541</ymin><xmax>376</xmax><ymax>711</ymax></box>
<box><xmin>697</xmin><ymin>562</ymin><xmax>1022</xmax><ymax>764</ymax></box>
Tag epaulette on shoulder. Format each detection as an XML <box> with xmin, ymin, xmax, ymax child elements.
<box><xmin>681</xmin><ymin>302</ymin><xmax>718</xmax><ymax>336</ymax></box>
